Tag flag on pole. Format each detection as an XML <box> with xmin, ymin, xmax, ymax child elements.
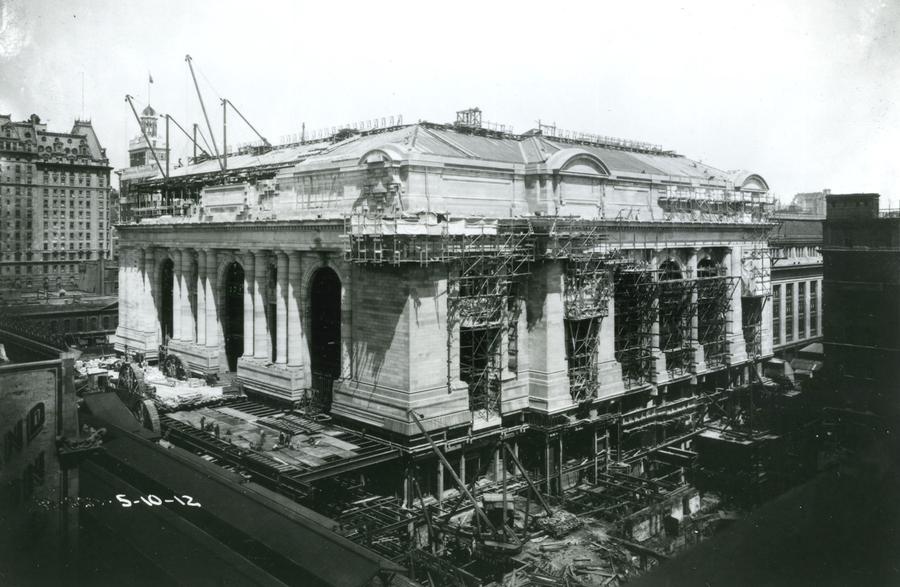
<box><xmin>149</xmin><ymin>72</ymin><xmax>154</xmax><ymax>84</ymax></box>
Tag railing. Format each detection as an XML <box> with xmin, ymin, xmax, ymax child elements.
<box><xmin>879</xmin><ymin>208</ymin><xmax>900</xmax><ymax>219</ymax></box>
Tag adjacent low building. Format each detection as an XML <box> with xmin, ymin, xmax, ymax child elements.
<box><xmin>770</xmin><ymin>207</ymin><xmax>824</xmax><ymax>359</ymax></box>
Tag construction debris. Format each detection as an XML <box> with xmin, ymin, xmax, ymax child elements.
<box><xmin>536</xmin><ymin>510</ymin><xmax>583</xmax><ymax>539</ymax></box>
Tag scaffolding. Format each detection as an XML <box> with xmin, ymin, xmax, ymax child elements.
<box><xmin>658</xmin><ymin>263</ymin><xmax>695</xmax><ymax>375</ymax></box>
<box><xmin>345</xmin><ymin>215</ymin><xmax>534</xmax><ymax>419</ymax></box>
<box><xmin>741</xmin><ymin>225</ymin><xmax>775</xmax><ymax>358</ymax></box>
<box><xmin>552</xmin><ymin>221</ymin><xmax>618</xmax><ymax>403</ymax></box>
<box><xmin>613</xmin><ymin>264</ymin><xmax>657</xmax><ymax>387</ymax></box>
<box><xmin>697</xmin><ymin>262</ymin><xmax>740</xmax><ymax>368</ymax></box>
<box><xmin>344</xmin><ymin>213</ymin><xmax>761</xmax><ymax>410</ymax></box>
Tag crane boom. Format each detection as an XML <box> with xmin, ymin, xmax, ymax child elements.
<box><xmin>225</xmin><ymin>99</ymin><xmax>271</xmax><ymax>148</ymax></box>
<box><xmin>125</xmin><ymin>94</ymin><xmax>166</xmax><ymax>179</ymax></box>
<box><xmin>165</xmin><ymin>114</ymin><xmax>210</xmax><ymax>158</ymax></box>
<box><xmin>185</xmin><ymin>54</ymin><xmax>223</xmax><ymax>170</ymax></box>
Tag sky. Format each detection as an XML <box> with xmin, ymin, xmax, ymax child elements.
<box><xmin>0</xmin><ymin>0</ymin><xmax>898</xmax><ymax>206</ymax></box>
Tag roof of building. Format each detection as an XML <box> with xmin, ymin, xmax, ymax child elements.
<box><xmin>141</xmin><ymin>104</ymin><xmax>157</xmax><ymax>117</ymax></box>
<box><xmin>0</xmin><ymin>113</ymin><xmax>109</xmax><ymax>164</ymax></box>
<box><xmin>126</xmin><ymin>122</ymin><xmax>767</xmax><ymax>190</ymax></box>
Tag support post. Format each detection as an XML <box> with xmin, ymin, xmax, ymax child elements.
<box><xmin>502</xmin><ymin>442</ymin><xmax>553</xmax><ymax>515</ymax></box>
<box><xmin>436</xmin><ymin>456</ymin><xmax>444</xmax><ymax>508</ymax></box>
<box><xmin>408</xmin><ymin>411</ymin><xmax>499</xmax><ymax>534</ymax></box>
<box><xmin>544</xmin><ymin>437</ymin><xmax>552</xmax><ymax>495</ymax></box>
<box><xmin>222</xmin><ymin>98</ymin><xmax>228</xmax><ymax>171</ymax></box>
<box><xmin>558</xmin><ymin>433</ymin><xmax>564</xmax><ymax>499</ymax></box>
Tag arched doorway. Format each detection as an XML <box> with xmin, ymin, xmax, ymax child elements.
<box><xmin>159</xmin><ymin>258</ymin><xmax>174</xmax><ymax>343</ymax></box>
<box><xmin>309</xmin><ymin>266</ymin><xmax>342</xmax><ymax>384</ymax></box>
<box><xmin>223</xmin><ymin>261</ymin><xmax>244</xmax><ymax>371</ymax></box>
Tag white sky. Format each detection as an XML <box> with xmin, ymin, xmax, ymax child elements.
<box><xmin>1</xmin><ymin>0</ymin><xmax>898</xmax><ymax>206</ymax></box>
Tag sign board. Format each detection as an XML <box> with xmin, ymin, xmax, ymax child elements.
<box><xmin>0</xmin><ymin>355</ymin><xmax>77</xmax><ymax>583</ymax></box>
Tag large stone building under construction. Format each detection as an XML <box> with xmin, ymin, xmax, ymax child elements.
<box><xmin>115</xmin><ymin>110</ymin><xmax>773</xmax><ymax>470</ymax></box>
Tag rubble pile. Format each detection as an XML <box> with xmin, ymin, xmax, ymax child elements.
<box><xmin>142</xmin><ymin>365</ymin><xmax>226</xmax><ymax>410</ymax></box>
<box><xmin>536</xmin><ymin>509</ymin><xmax>584</xmax><ymax>538</ymax></box>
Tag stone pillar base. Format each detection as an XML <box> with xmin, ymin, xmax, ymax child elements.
<box><xmin>114</xmin><ymin>327</ymin><xmax>159</xmax><ymax>361</ymax></box>
<box><xmin>651</xmin><ymin>353</ymin><xmax>669</xmax><ymax>386</ymax></box>
<box><xmin>596</xmin><ymin>359</ymin><xmax>626</xmax><ymax>400</ymax></box>
<box><xmin>528</xmin><ymin>369</ymin><xmax>574</xmax><ymax>414</ymax></box>
<box><xmin>237</xmin><ymin>356</ymin><xmax>307</xmax><ymax>402</ymax></box>
<box><xmin>168</xmin><ymin>339</ymin><xmax>221</xmax><ymax>378</ymax></box>
<box><xmin>689</xmin><ymin>345</ymin><xmax>707</xmax><ymax>374</ymax></box>
<box><xmin>332</xmin><ymin>378</ymin><xmax>471</xmax><ymax>436</ymax></box>
<box><xmin>728</xmin><ymin>337</ymin><xmax>748</xmax><ymax>365</ymax></box>
<box><xmin>500</xmin><ymin>376</ymin><xmax>529</xmax><ymax>414</ymax></box>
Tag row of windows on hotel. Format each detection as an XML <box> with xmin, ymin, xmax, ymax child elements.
<box><xmin>2</xmin><ymin>251</ymin><xmax>98</xmax><ymax>261</ymax></box>
<box><xmin>0</xmin><ymin>166</ymin><xmax>107</xmax><ymax>187</ymax></box>
<box><xmin>772</xmin><ymin>280</ymin><xmax>821</xmax><ymax>346</ymax></box>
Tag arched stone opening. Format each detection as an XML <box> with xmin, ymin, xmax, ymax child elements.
<box><xmin>658</xmin><ymin>259</ymin><xmax>691</xmax><ymax>372</ymax></box>
<box><xmin>697</xmin><ymin>257</ymin><xmax>729</xmax><ymax>365</ymax></box>
<box><xmin>159</xmin><ymin>258</ymin><xmax>174</xmax><ymax>344</ymax></box>
<box><xmin>222</xmin><ymin>261</ymin><xmax>245</xmax><ymax>371</ymax></box>
<box><xmin>308</xmin><ymin>267</ymin><xmax>341</xmax><ymax>407</ymax></box>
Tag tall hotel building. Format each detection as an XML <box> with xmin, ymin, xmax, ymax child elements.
<box><xmin>0</xmin><ymin>114</ymin><xmax>112</xmax><ymax>294</ymax></box>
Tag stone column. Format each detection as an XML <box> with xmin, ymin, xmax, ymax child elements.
<box><xmin>137</xmin><ymin>247</ymin><xmax>156</xmax><ymax>340</ymax></box>
<box><xmin>172</xmin><ymin>248</ymin><xmax>184</xmax><ymax>341</ymax></box>
<box><xmin>525</xmin><ymin>261</ymin><xmax>572</xmax><ymax>412</ymax></box>
<box><xmin>242</xmin><ymin>251</ymin><xmax>255</xmax><ymax>358</ymax></box>
<box><xmin>725</xmin><ymin>247</ymin><xmax>747</xmax><ymax>362</ymax></box>
<box><xmin>596</xmin><ymin>268</ymin><xmax>624</xmax><ymax>399</ymax></box>
<box><xmin>275</xmin><ymin>251</ymin><xmax>288</xmax><ymax>365</ymax></box>
<box><xmin>687</xmin><ymin>248</ymin><xmax>704</xmax><ymax>370</ymax></box>
<box><xmin>253</xmin><ymin>251</ymin><xmax>270</xmax><ymax>360</ymax></box>
<box><xmin>196</xmin><ymin>250</ymin><xmax>207</xmax><ymax>346</ymax></box>
<box><xmin>287</xmin><ymin>251</ymin><xmax>303</xmax><ymax>367</ymax></box>
<box><xmin>205</xmin><ymin>250</ymin><xmax>220</xmax><ymax>349</ymax></box>
<box><xmin>180</xmin><ymin>249</ymin><xmax>195</xmax><ymax>342</ymax></box>
<box><xmin>650</xmin><ymin>252</ymin><xmax>667</xmax><ymax>382</ymax></box>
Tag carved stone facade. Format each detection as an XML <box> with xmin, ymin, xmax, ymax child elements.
<box><xmin>116</xmin><ymin>121</ymin><xmax>774</xmax><ymax>436</ymax></box>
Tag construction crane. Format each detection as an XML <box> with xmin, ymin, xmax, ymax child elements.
<box><xmin>125</xmin><ymin>94</ymin><xmax>167</xmax><ymax>179</ymax></box>
<box><xmin>164</xmin><ymin>114</ymin><xmax>211</xmax><ymax>160</ymax></box>
<box><xmin>185</xmin><ymin>54</ymin><xmax>272</xmax><ymax>173</ymax></box>
<box><xmin>185</xmin><ymin>54</ymin><xmax>223</xmax><ymax>170</ymax></box>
